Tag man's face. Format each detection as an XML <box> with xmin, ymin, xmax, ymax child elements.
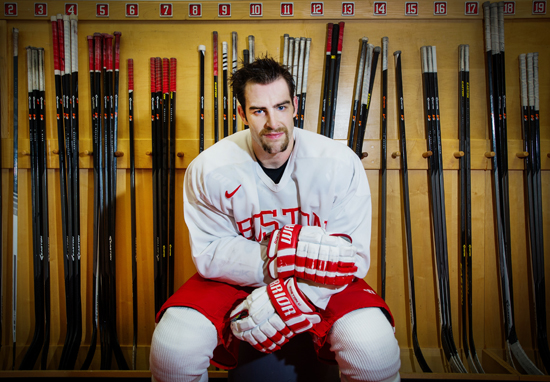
<box><xmin>238</xmin><ymin>77</ymin><xmax>297</xmax><ymax>164</ymax></box>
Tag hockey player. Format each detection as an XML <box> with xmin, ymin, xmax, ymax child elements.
<box><xmin>150</xmin><ymin>57</ymin><xmax>401</xmax><ymax>382</ymax></box>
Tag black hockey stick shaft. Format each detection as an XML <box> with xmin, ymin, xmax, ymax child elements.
<box><xmin>169</xmin><ymin>57</ymin><xmax>176</xmax><ymax>297</ymax></box>
<box><xmin>348</xmin><ymin>38</ymin><xmax>367</xmax><ymax>149</ymax></box>
<box><xmin>325</xmin><ymin>23</ymin><xmax>339</xmax><ymax>138</ymax></box>
<box><xmin>328</xmin><ymin>22</ymin><xmax>345</xmax><ymax>138</ymax></box>
<box><xmin>199</xmin><ymin>46</ymin><xmax>205</xmax><ymax>152</ymax></box>
<box><xmin>222</xmin><ymin>42</ymin><xmax>229</xmax><ymax>137</ymax></box>
<box><xmin>432</xmin><ymin>46</ymin><xmax>467</xmax><ymax>373</ymax></box>
<box><xmin>355</xmin><ymin>46</ymin><xmax>380</xmax><ymax>157</ymax></box>
<box><xmin>299</xmin><ymin>38</ymin><xmax>311</xmax><ymax>129</ymax></box>
<box><xmin>160</xmin><ymin>58</ymin><xmax>169</xmax><ymax>309</ymax></box>
<box><xmin>151</xmin><ymin>57</ymin><xmax>161</xmax><ymax>316</ymax></box>
<box><xmin>81</xmin><ymin>32</ymin><xmax>102</xmax><ymax>370</ymax></box>
<box><xmin>213</xmin><ymin>32</ymin><xmax>219</xmax><ymax>142</ymax></box>
<box><xmin>320</xmin><ymin>23</ymin><xmax>333</xmax><ymax>137</ymax></box>
<box><xmin>11</xmin><ymin>27</ymin><xmax>19</xmax><ymax>371</ymax></box>
<box><xmin>463</xmin><ymin>44</ymin><xmax>483</xmax><ymax>373</ymax></box>
<box><xmin>531</xmin><ymin>52</ymin><xmax>550</xmax><ymax>374</ymax></box>
<box><xmin>128</xmin><ymin>57</ymin><xmax>138</xmax><ymax>370</ymax></box>
<box><xmin>395</xmin><ymin>50</ymin><xmax>431</xmax><ymax>373</ymax></box>
<box><xmin>421</xmin><ymin>46</ymin><xmax>454</xmax><ymax>373</ymax></box>
<box><xmin>19</xmin><ymin>47</ymin><xmax>45</xmax><ymax>371</ymax></box>
<box><xmin>380</xmin><ymin>37</ymin><xmax>388</xmax><ymax>300</ymax></box>
<box><xmin>232</xmin><ymin>32</ymin><xmax>238</xmax><ymax>133</ymax></box>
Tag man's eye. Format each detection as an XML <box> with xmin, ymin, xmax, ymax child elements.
<box><xmin>278</xmin><ymin>106</ymin><xmax>286</xmax><ymax>111</ymax></box>
<box><xmin>254</xmin><ymin>110</ymin><xmax>264</xmax><ymax>115</ymax></box>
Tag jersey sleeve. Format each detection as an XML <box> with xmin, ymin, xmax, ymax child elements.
<box><xmin>183</xmin><ymin>159</ymin><xmax>268</xmax><ymax>288</ymax></box>
<box><xmin>298</xmin><ymin>152</ymin><xmax>372</xmax><ymax>309</ymax></box>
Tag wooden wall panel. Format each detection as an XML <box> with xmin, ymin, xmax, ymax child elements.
<box><xmin>0</xmin><ymin>0</ymin><xmax>549</xmax><ymax>376</ymax></box>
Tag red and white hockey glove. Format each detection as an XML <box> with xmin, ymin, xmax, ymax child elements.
<box><xmin>230</xmin><ymin>278</ymin><xmax>321</xmax><ymax>353</ymax></box>
<box><xmin>267</xmin><ymin>224</ymin><xmax>358</xmax><ymax>286</ymax></box>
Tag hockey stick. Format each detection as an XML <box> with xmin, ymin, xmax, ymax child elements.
<box><xmin>160</xmin><ymin>58</ymin><xmax>169</xmax><ymax>307</ymax></box>
<box><xmin>213</xmin><ymin>32</ymin><xmax>219</xmax><ymax>142</ymax></box>
<box><xmin>222</xmin><ymin>42</ymin><xmax>229</xmax><ymax>137</ymax></box>
<box><xmin>37</xmin><ymin>48</ymin><xmax>51</xmax><ymax>370</ymax></box>
<box><xmin>287</xmin><ymin>37</ymin><xmax>294</xmax><ymax>78</ymax></box>
<box><xmin>295</xmin><ymin>38</ymin><xmax>305</xmax><ymax>128</ymax></box>
<box><xmin>421</xmin><ymin>46</ymin><xmax>465</xmax><ymax>373</ymax></box>
<box><xmin>325</xmin><ymin>23</ymin><xmax>339</xmax><ymax>138</ymax></box>
<box><xmin>348</xmin><ymin>38</ymin><xmax>367</xmax><ymax>149</ymax></box>
<box><xmin>459</xmin><ymin>44</ymin><xmax>482</xmax><ymax>373</ymax></box>
<box><xmin>169</xmin><ymin>57</ymin><xmax>176</xmax><ymax>297</ymax></box>
<box><xmin>354</xmin><ymin>43</ymin><xmax>372</xmax><ymax>156</ymax></box>
<box><xmin>56</xmin><ymin>15</ymin><xmax>75</xmax><ymax>370</ymax></box>
<box><xmin>150</xmin><ymin>57</ymin><xmax>161</xmax><ymax>318</ymax></box>
<box><xmin>355</xmin><ymin>45</ymin><xmax>380</xmax><ymax>158</ymax></box>
<box><xmin>395</xmin><ymin>50</ymin><xmax>432</xmax><ymax>373</ymax></box>
<box><xmin>128</xmin><ymin>57</ymin><xmax>137</xmax><ymax>370</ymax></box>
<box><xmin>249</xmin><ymin>35</ymin><xmax>255</xmax><ymax>63</ymax></box>
<box><xmin>283</xmin><ymin>34</ymin><xmax>289</xmax><ymax>66</ymax></box>
<box><xmin>106</xmin><ymin>37</ymin><xmax>128</xmax><ymax>371</ymax></box>
<box><xmin>199</xmin><ymin>46</ymin><xmax>205</xmax><ymax>152</ymax></box>
<box><xmin>81</xmin><ymin>32</ymin><xmax>102</xmax><ymax>371</ymax></box>
<box><xmin>11</xmin><ymin>27</ymin><xmax>19</xmax><ymax>371</ymax></box>
<box><xmin>65</xmin><ymin>17</ymin><xmax>82</xmax><ymax>369</ymax></box>
<box><xmin>232</xmin><ymin>32</ymin><xmax>238</xmax><ymax>134</ymax></box>
<box><xmin>431</xmin><ymin>46</ymin><xmax>467</xmax><ymax>373</ymax></box>
<box><xmin>464</xmin><ymin>44</ymin><xmax>483</xmax><ymax>373</ymax></box>
<box><xmin>320</xmin><ymin>24</ymin><xmax>333</xmax><ymax>136</ymax></box>
<box><xmin>531</xmin><ymin>52</ymin><xmax>550</xmax><ymax>374</ymax></box>
<box><xmin>328</xmin><ymin>22</ymin><xmax>345</xmax><ymax>139</ymax></box>
<box><xmin>299</xmin><ymin>38</ymin><xmax>311</xmax><ymax>130</ymax></box>
<box><xmin>482</xmin><ymin>3</ymin><xmax>543</xmax><ymax>373</ymax></box>
<box><xmin>19</xmin><ymin>47</ymin><xmax>45</xmax><ymax>371</ymax></box>
<box><xmin>291</xmin><ymin>37</ymin><xmax>300</xmax><ymax>127</ymax></box>
<box><xmin>243</xmin><ymin>50</ymin><xmax>249</xmax><ymax>68</ymax></box>
<box><xmin>380</xmin><ymin>37</ymin><xmax>388</xmax><ymax>300</ymax></box>
<box><xmin>459</xmin><ymin>44</ymin><xmax>475</xmax><ymax>373</ymax></box>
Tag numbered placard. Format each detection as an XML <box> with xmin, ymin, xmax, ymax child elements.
<box><xmin>374</xmin><ymin>1</ymin><xmax>387</xmax><ymax>15</ymax></box>
<box><xmin>96</xmin><ymin>3</ymin><xmax>109</xmax><ymax>17</ymax></box>
<box><xmin>342</xmin><ymin>1</ymin><xmax>354</xmax><ymax>16</ymax></box>
<box><xmin>65</xmin><ymin>3</ymin><xmax>77</xmax><ymax>15</ymax></box>
<box><xmin>250</xmin><ymin>2</ymin><xmax>262</xmax><ymax>16</ymax></box>
<box><xmin>126</xmin><ymin>3</ymin><xmax>139</xmax><ymax>17</ymax></box>
<box><xmin>218</xmin><ymin>3</ymin><xmax>231</xmax><ymax>17</ymax></box>
<box><xmin>533</xmin><ymin>0</ymin><xmax>546</xmax><ymax>14</ymax></box>
<box><xmin>465</xmin><ymin>1</ymin><xmax>478</xmax><ymax>15</ymax></box>
<box><xmin>405</xmin><ymin>1</ymin><xmax>418</xmax><ymax>15</ymax></box>
<box><xmin>503</xmin><ymin>1</ymin><xmax>515</xmax><ymax>14</ymax></box>
<box><xmin>4</xmin><ymin>2</ymin><xmax>17</xmax><ymax>16</ymax></box>
<box><xmin>189</xmin><ymin>3</ymin><xmax>202</xmax><ymax>17</ymax></box>
<box><xmin>160</xmin><ymin>3</ymin><xmax>173</xmax><ymax>17</ymax></box>
<box><xmin>34</xmin><ymin>2</ymin><xmax>47</xmax><ymax>16</ymax></box>
<box><xmin>434</xmin><ymin>1</ymin><xmax>447</xmax><ymax>15</ymax></box>
<box><xmin>281</xmin><ymin>2</ymin><xmax>294</xmax><ymax>16</ymax></box>
<box><xmin>311</xmin><ymin>2</ymin><xmax>323</xmax><ymax>15</ymax></box>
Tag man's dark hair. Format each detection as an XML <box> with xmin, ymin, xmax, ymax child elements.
<box><xmin>230</xmin><ymin>55</ymin><xmax>295</xmax><ymax>110</ymax></box>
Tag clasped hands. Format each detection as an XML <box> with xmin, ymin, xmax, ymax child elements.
<box><xmin>230</xmin><ymin>224</ymin><xmax>358</xmax><ymax>353</ymax></box>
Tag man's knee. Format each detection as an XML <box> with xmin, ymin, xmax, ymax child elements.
<box><xmin>329</xmin><ymin>308</ymin><xmax>401</xmax><ymax>382</ymax></box>
<box><xmin>150</xmin><ymin>307</ymin><xmax>218</xmax><ymax>382</ymax></box>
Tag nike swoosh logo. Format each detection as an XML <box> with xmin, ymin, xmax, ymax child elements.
<box><xmin>225</xmin><ymin>185</ymin><xmax>241</xmax><ymax>199</ymax></box>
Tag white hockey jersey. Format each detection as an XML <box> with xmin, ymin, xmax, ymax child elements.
<box><xmin>183</xmin><ymin>128</ymin><xmax>372</xmax><ymax>309</ymax></box>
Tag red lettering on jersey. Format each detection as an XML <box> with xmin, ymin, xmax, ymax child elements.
<box><xmin>236</xmin><ymin>209</ymin><xmax>327</xmax><ymax>241</ymax></box>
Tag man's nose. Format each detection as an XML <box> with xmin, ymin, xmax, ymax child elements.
<box><xmin>265</xmin><ymin>111</ymin><xmax>278</xmax><ymax>128</ymax></box>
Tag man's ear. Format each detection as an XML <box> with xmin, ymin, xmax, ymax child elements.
<box><xmin>237</xmin><ymin>104</ymin><xmax>248</xmax><ymax>125</ymax></box>
<box><xmin>293</xmin><ymin>96</ymin><xmax>298</xmax><ymax>118</ymax></box>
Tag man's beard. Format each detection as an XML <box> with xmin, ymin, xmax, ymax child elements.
<box><xmin>260</xmin><ymin>127</ymin><xmax>290</xmax><ymax>154</ymax></box>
